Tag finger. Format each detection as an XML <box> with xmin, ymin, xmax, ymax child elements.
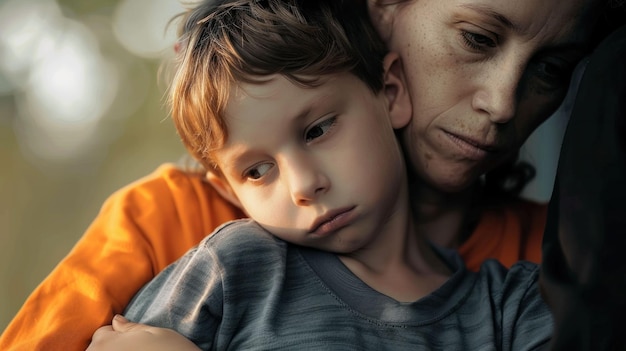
<box><xmin>111</xmin><ymin>314</ymin><xmax>151</xmax><ymax>333</ymax></box>
<box><xmin>111</xmin><ymin>314</ymin><xmax>133</xmax><ymax>331</ymax></box>
<box><xmin>90</xmin><ymin>325</ymin><xmax>114</xmax><ymax>343</ymax></box>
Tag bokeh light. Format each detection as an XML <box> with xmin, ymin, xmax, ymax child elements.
<box><xmin>1</xmin><ymin>0</ymin><xmax>119</xmax><ymax>163</ymax></box>
<box><xmin>112</xmin><ymin>0</ymin><xmax>186</xmax><ymax>59</ymax></box>
<box><xmin>0</xmin><ymin>0</ymin><xmax>186</xmax><ymax>333</ymax></box>
<box><xmin>0</xmin><ymin>0</ymin><xmax>64</xmax><ymax>82</ymax></box>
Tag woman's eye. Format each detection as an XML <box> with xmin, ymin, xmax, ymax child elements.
<box><xmin>244</xmin><ymin>163</ymin><xmax>273</xmax><ymax>180</ymax></box>
<box><xmin>461</xmin><ymin>30</ymin><xmax>497</xmax><ymax>50</ymax></box>
<box><xmin>305</xmin><ymin>117</ymin><xmax>336</xmax><ymax>143</ymax></box>
<box><xmin>529</xmin><ymin>59</ymin><xmax>576</xmax><ymax>90</ymax></box>
<box><xmin>535</xmin><ymin>61</ymin><xmax>572</xmax><ymax>81</ymax></box>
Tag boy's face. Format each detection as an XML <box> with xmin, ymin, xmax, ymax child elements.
<box><xmin>209</xmin><ymin>72</ymin><xmax>410</xmax><ymax>253</ymax></box>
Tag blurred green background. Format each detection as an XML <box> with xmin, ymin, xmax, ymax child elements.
<box><xmin>0</xmin><ymin>0</ymin><xmax>568</xmax><ymax>336</ymax></box>
<box><xmin>0</xmin><ymin>0</ymin><xmax>189</xmax><ymax>332</ymax></box>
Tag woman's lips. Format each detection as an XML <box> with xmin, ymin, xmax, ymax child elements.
<box><xmin>443</xmin><ymin>130</ymin><xmax>498</xmax><ymax>161</ymax></box>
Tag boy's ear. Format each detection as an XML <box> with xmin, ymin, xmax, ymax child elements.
<box><xmin>206</xmin><ymin>171</ymin><xmax>243</xmax><ymax>209</ymax></box>
<box><xmin>383</xmin><ymin>52</ymin><xmax>412</xmax><ymax>129</ymax></box>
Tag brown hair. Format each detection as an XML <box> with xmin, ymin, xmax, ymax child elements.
<box><xmin>169</xmin><ymin>0</ymin><xmax>387</xmax><ymax>170</ymax></box>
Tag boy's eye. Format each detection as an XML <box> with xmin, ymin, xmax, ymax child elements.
<box><xmin>244</xmin><ymin>163</ymin><xmax>273</xmax><ymax>180</ymax></box>
<box><xmin>305</xmin><ymin>117</ymin><xmax>336</xmax><ymax>143</ymax></box>
<box><xmin>460</xmin><ymin>30</ymin><xmax>497</xmax><ymax>50</ymax></box>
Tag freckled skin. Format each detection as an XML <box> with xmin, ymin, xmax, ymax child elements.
<box><xmin>370</xmin><ymin>0</ymin><xmax>597</xmax><ymax>194</ymax></box>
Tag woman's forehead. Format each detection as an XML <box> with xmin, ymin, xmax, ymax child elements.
<box><xmin>393</xmin><ymin>0</ymin><xmax>600</xmax><ymax>43</ymax></box>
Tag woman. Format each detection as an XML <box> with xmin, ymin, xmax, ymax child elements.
<box><xmin>0</xmin><ymin>0</ymin><xmax>619</xmax><ymax>350</ymax></box>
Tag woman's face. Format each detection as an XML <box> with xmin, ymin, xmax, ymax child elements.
<box><xmin>369</xmin><ymin>0</ymin><xmax>597</xmax><ymax>192</ymax></box>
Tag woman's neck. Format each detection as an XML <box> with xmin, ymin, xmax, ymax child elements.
<box><xmin>409</xmin><ymin>180</ymin><xmax>481</xmax><ymax>249</ymax></box>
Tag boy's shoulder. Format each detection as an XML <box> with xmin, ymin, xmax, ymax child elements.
<box><xmin>198</xmin><ymin>219</ymin><xmax>290</xmax><ymax>265</ymax></box>
<box><xmin>205</xmin><ymin>219</ymin><xmax>278</xmax><ymax>243</ymax></box>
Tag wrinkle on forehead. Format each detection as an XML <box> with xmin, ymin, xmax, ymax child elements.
<box><xmin>455</xmin><ymin>0</ymin><xmax>598</xmax><ymax>45</ymax></box>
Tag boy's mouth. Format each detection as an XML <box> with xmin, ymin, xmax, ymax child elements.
<box><xmin>308</xmin><ymin>206</ymin><xmax>356</xmax><ymax>236</ymax></box>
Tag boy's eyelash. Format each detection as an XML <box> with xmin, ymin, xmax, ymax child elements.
<box><xmin>239</xmin><ymin>161</ymin><xmax>273</xmax><ymax>182</ymax></box>
<box><xmin>305</xmin><ymin>116</ymin><xmax>337</xmax><ymax>143</ymax></box>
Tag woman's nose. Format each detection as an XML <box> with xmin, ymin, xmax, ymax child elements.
<box><xmin>472</xmin><ymin>57</ymin><xmax>523</xmax><ymax>124</ymax></box>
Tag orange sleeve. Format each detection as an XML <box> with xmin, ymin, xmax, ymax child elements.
<box><xmin>459</xmin><ymin>199</ymin><xmax>547</xmax><ymax>272</ymax></box>
<box><xmin>0</xmin><ymin>164</ymin><xmax>245</xmax><ymax>351</ymax></box>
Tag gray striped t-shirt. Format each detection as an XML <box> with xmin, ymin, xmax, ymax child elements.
<box><xmin>124</xmin><ymin>219</ymin><xmax>552</xmax><ymax>350</ymax></box>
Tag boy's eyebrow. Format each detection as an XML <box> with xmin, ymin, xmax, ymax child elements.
<box><xmin>214</xmin><ymin>143</ymin><xmax>251</xmax><ymax>175</ymax></box>
<box><xmin>220</xmin><ymin>106</ymin><xmax>312</xmax><ymax>164</ymax></box>
<box><xmin>216</xmin><ymin>88</ymin><xmax>332</xmax><ymax>176</ymax></box>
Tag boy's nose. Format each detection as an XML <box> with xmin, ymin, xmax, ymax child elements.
<box><xmin>282</xmin><ymin>156</ymin><xmax>330</xmax><ymax>206</ymax></box>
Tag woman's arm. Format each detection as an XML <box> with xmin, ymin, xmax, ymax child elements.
<box><xmin>0</xmin><ymin>165</ymin><xmax>243</xmax><ymax>351</ymax></box>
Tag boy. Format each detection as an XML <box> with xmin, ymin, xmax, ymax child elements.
<box><xmin>88</xmin><ymin>0</ymin><xmax>552</xmax><ymax>350</ymax></box>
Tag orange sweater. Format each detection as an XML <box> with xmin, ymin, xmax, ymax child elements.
<box><xmin>0</xmin><ymin>164</ymin><xmax>546</xmax><ymax>351</ymax></box>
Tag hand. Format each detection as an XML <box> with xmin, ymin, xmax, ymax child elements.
<box><xmin>86</xmin><ymin>315</ymin><xmax>201</xmax><ymax>351</ymax></box>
